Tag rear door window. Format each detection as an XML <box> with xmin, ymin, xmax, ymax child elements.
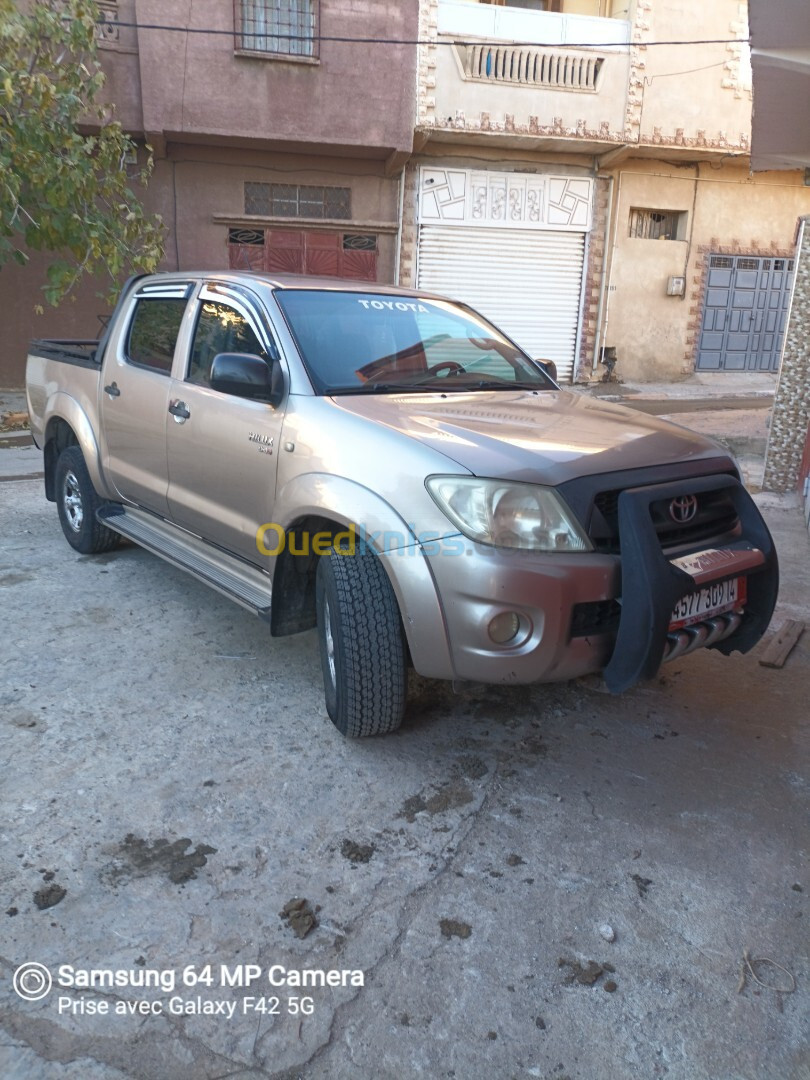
<box><xmin>126</xmin><ymin>298</ymin><xmax>188</xmax><ymax>374</ymax></box>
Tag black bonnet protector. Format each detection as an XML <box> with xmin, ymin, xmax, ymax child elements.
<box><xmin>603</xmin><ymin>474</ymin><xmax>778</xmax><ymax>694</ymax></box>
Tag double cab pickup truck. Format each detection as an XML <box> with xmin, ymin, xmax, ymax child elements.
<box><xmin>27</xmin><ymin>272</ymin><xmax>778</xmax><ymax>736</ymax></box>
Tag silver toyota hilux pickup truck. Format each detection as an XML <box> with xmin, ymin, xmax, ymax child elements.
<box><xmin>26</xmin><ymin>272</ymin><xmax>778</xmax><ymax>737</ymax></box>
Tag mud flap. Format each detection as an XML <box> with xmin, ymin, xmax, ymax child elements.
<box><xmin>602</xmin><ymin>475</ymin><xmax>779</xmax><ymax>694</ymax></box>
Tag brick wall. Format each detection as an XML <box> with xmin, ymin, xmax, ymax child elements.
<box><xmin>397</xmin><ymin>162</ymin><xmax>420</xmax><ymax>289</ymax></box>
<box><xmin>763</xmin><ymin>216</ymin><xmax>810</xmax><ymax>493</ymax></box>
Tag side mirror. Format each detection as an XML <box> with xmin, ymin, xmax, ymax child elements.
<box><xmin>535</xmin><ymin>358</ymin><xmax>558</xmax><ymax>383</ymax></box>
<box><xmin>210</xmin><ymin>352</ymin><xmax>284</xmax><ymax>406</ymax></box>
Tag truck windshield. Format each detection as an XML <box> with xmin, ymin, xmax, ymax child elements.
<box><xmin>274</xmin><ymin>289</ymin><xmax>556</xmax><ymax>395</ymax></box>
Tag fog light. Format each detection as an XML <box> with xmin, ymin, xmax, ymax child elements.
<box><xmin>488</xmin><ymin>611</ymin><xmax>521</xmax><ymax>644</ymax></box>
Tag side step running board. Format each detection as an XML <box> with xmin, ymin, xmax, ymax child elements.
<box><xmin>97</xmin><ymin>505</ymin><xmax>273</xmax><ymax>619</ymax></box>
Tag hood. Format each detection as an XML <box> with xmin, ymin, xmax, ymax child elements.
<box><xmin>331</xmin><ymin>389</ymin><xmax>732</xmax><ymax>485</ymax></box>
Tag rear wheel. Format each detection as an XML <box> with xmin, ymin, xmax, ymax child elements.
<box><xmin>316</xmin><ymin>548</ymin><xmax>407</xmax><ymax>737</ymax></box>
<box><xmin>55</xmin><ymin>446</ymin><xmax>121</xmax><ymax>555</ymax></box>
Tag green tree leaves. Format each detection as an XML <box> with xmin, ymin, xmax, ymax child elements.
<box><xmin>0</xmin><ymin>0</ymin><xmax>164</xmax><ymax>305</ymax></box>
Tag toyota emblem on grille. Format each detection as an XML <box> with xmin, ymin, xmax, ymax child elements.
<box><xmin>669</xmin><ymin>495</ymin><xmax>698</xmax><ymax>524</ymax></box>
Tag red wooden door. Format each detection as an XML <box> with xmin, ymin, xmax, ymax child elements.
<box><xmin>229</xmin><ymin>228</ymin><xmax>377</xmax><ymax>281</ymax></box>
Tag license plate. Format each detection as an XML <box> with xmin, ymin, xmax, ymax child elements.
<box><xmin>669</xmin><ymin>577</ymin><xmax>746</xmax><ymax>630</ymax></box>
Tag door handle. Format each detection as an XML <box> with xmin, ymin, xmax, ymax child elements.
<box><xmin>169</xmin><ymin>401</ymin><xmax>190</xmax><ymax>423</ymax></box>
<box><xmin>104</xmin><ymin>382</ymin><xmax>121</xmax><ymax>398</ymax></box>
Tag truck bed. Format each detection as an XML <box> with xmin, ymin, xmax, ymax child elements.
<box><xmin>28</xmin><ymin>339</ymin><xmax>101</xmax><ymax>368</ymax></box>
<box><xmin>26</xmin><ymin>342</ymin><xmax>103</xmax><ymax>452</ymax></box>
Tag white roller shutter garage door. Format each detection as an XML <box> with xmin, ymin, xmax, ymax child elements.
<box><xmin>417</xmin><ymin>225</ymin><xmax>586</xmax><ymax>382</ymax></box>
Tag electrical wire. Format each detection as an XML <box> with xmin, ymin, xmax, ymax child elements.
<box><xmin>644</xmin><ymin>61</ymin><xmax>728</xmax><ymax>83</ymax></box>
<box><xmin>104</xmin><ymin>19</ymin><xmax>747</xmax><ymax>50</ymax></box>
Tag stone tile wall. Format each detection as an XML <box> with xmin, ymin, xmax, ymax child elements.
<box><xmin>763</xmin><ymin>216</ymin><xmax>810</xmax><ymax>495</ymax></box>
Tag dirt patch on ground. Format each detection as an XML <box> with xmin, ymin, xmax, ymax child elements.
<box><xmin>0</xmin><ymin>571</ymin><xmax>36</xmax><ymax>587</ymax></box>
<box><xmin>631</xmin><ymin>873</ymin><xmax>653</xmax><ymax>898</ymax></box>
<box><xmin>104</xmin><ymin>834</ymin><xmax>217</xmax><ymax>885</ymax></box>
<box><xmin>456</xmin><ymin>754</ymin><xmax>489</xmax><ymax>780</ymax></box>
<box><xmin>398</xmin><ymin>780</ymin><xmax>474</xmax><ymax>822</ymax></box>
<box><xmin>340</xmin><ymin>839</ymin><xmax>375</xmax><ymax>864</ymax></box>
<box><xmin>279</xmin><ymin>898</ymin><xmax>318</xmax><ymax>939</ymax></box>
<box><xmin>558</xmin><ymin>958</ymin><xmax>617</xmax><ymax>989</ymax></box>
<box><xmin>33</xmin><ymin>883</ymin><xmax>66</xmax><ymax>910</ymax></box>
<box><xmin>440</xmin><ymin>919</ymin><xmax>472</xmax><ymax>939</ymax></box>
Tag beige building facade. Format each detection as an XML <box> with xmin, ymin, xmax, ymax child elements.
<box><xmin>5</xmin><ymin>0</ymin><xmax>810</xmax><ymax>389</ymax></box>
<box><xmin>401</xmin><ymin>0</ymin><xmax>810</xmax><ymax>382</ymax></box>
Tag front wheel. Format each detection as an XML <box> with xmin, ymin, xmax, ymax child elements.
<box><xmin>316</xmin><ymin>548</ymin><xmax>407</xmax><ymax>737</ymax></box>
<box><xmin>55</xmin><ymin>445</ymin><xmax>121</xmax><ymax>555</ymax></box>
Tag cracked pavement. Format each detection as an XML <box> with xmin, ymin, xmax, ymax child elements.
<box><xmin>1</xmin><ymin>480</ymin><xmax>809</xmax><ymax>1079</ymax></box>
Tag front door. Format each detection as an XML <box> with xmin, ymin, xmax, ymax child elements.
<box><xmin>166</xmin><ymin>286</ymin><xmax>285</xmax><ymax>565</ymax></box>
<box><xmin>697</xmin><ymin>254</ymin><xmax>795</xmax><ymax>372</ymax></box>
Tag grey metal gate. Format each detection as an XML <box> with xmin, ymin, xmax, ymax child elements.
<box><xmin>697</xmin><ymin>254</ymin><xmax>795</xmax><ymax>371</ymax></box>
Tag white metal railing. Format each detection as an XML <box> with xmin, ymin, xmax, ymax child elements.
<box><xmin>457</xmin><ymin>42</ymin><xmax>604</xmax><ymax>91</ymax></box>
<box><xmin>438</xmin><ymin>0</ymin><xmax>630</xmax><ymax>47</ymax></box>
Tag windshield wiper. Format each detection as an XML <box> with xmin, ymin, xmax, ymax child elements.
<box><xmin>328</xmin><ymin>379</ymin><xmax>549</xmax><ymax>396</ymax></box>
<box><xmin>471</xmin><ymin>380</ymin><xmax>548</xmax><ymax>391</ymax></box>
<box><xmin>328</xmin><ymin>383</ymin><xmax>432</xmax><ymax>395</ymax></box>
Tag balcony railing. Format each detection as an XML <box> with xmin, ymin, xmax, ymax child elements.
<box><xmin>438</xmin><ymin>0</ymin><xmax>630</xmax><ymax>47</ymax></box>
<box><xmin>455</xmin><ymin>42</ymin><xmax>604</xmax><ymax>91</ymax></box>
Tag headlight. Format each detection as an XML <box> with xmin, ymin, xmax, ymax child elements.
<box><xmin>426</xmin><ymin>476</ymin><xmax>592</xmax><ymax>552</ymax></box>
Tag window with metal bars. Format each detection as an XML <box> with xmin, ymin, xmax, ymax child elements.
<box><xmin>628</xmin><ymin>208</ymin><xmax>686</xmax><ymax>241</ymax></box>
<box><xmin>244</xmin><ymin>182</ymin><xmax>351</xmax><ymax>219</ymax></box>
<box><xmin>236</xmin><ymin>0</ymin><xmax>319</xmax><ymax>58</ymax></box>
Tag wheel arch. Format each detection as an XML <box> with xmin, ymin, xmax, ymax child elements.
<box><xmin>43</xmin><ymin>393</ymin><xmax>111</xmax><ymax>502</ymax></box>
<box><xmin>269</xmin><ymin>474</ymin><xmax>455</xmax><ymax>680</ymax></box>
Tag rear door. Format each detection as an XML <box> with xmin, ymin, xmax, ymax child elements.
<box><xmin>100</xmin><ymin>280</ymin><xmax>195</xmax><ymax>516</ymax></box>
<box><xmin>165</xmin><ymin>283</ymin><xmax>286</xmax><ymax>564</ymax></box>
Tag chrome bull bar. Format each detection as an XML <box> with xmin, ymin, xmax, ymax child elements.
<box><xmin>662</xmin><ymin>611</ymin><xmax>744</xmax><ymax>663</ymax></box>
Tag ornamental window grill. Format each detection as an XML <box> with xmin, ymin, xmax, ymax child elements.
<box><xmin>228</xmin><ymin>228</ymin><xmax>266</xmax><ymax>245</ymax></box>
<box><xmin>342</xmin><ymin>234</ymin><xmax>377</xmax><ymax>251</ymax></box>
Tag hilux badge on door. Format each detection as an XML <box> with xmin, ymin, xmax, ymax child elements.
<box><xmin>248</xmin><ymin>432</ymin><xmax>274</xmax><ymax>455</ymax></box>
<box><xmin>669</xmin><ymin>495</ymin><xmax>698</xmax><ymax>523</ymax></box>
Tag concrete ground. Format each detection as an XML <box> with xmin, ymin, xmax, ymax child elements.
<box><xmin>577</xmin><ymin>374</ymin><xmax>776</xmax><ymax>493</ymax></box>
<box><xmin>1</xmin><ymin>468</ymin><xmax>809</xmax><ymax>1078</ymax></box>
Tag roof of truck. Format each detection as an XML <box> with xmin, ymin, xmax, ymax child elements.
<box><xmin>144</xmin><ymin>270</ymin><xmax>452</xmax><ymax>300</ymax></box>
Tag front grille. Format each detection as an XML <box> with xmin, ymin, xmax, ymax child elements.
<box><xmin>590</xmin><ymin>486</ymin><xmax>740</xmax><ymax>554</ymax></box>
<box><xmin>570</xmin><ymin>599</ymin><xmax>621</xmax><ymax>638</ymax></box>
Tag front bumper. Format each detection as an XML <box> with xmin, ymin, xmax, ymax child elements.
<box><xmin>602</xmin><ymin>474</ymin><xmax>778</xmax><ymax>692</ymax></box>
<box><xmin>420</xmin><ymin>474</ymin><xmax>777</xmax><ymax>690</ymax></box>
<box><xmin>424</xmin><ymin>542</ymin><xmax>621</xmax><ymax>684</ymax></box>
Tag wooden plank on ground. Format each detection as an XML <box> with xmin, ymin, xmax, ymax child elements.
<box><xmin>759</xmin><ymin>620</ymin><xmax>806</xmax><ymax>669</ymax></box>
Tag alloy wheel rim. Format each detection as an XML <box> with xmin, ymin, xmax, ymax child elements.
<box><xmin>62</xmin><ymin>471</ymin><xmax>83</xmax><ymax>531</ymax></box>
<box><xmin>324</xmin><ymin>598</ymin><xmax>336</xmax><ymax>687</ymax></box>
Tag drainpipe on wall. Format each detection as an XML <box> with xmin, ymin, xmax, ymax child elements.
<box><xmin>592</xmin><ymin>171</ymin><xmax>615</xmax><ymax>372</ymax></box>
<box><xmin>598</xmin><ymin>167</ymin><xmax>626</xmax><ymax>372</ymax></box>
<box><xmin>394</xmin><ymin>166</ymin><xmax>407</xmax><ymax>286</ymax></box>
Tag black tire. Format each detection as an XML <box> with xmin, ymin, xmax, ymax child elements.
<box><xmin>55</xmin><ymin>445</ymin><xmax>121</xmax><ymax>555</ymax></box>
<box><xmin>316</xmin><ymin>548</ymin><xmax>407</xmax><ymax>737</ymax></box>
